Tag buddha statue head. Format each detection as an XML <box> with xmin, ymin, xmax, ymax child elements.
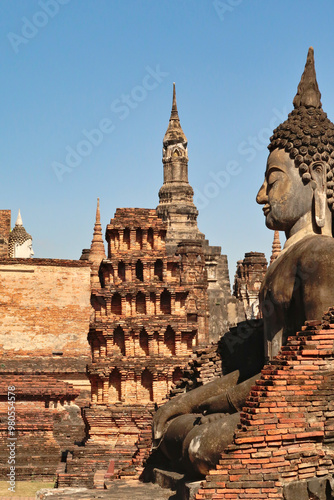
<box><xmin>257</xmin><ymin>47</ymin><xmax>334</xmax><ymax>242</ymax></box>
<box><xmin>8</xmin><ymin>210</ymin><xmax>34</xmax><ymax>258</ymax></box>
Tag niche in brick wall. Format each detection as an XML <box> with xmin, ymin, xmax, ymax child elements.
<box><xmin>109</xmin><ymin>368</ymin><xmax>121</xmax><ymax>402</ymax></box>
<box><xmin>139</xmin><ymin>328</ymin><xmax>149</xmax><ymax>356</ymax></box>
<box><xmin>147</xmin><ymin>227</ymin><xmax>154</xmax><ymax>249</ymax></box>
<box><xmin>136</xmin><ymin>259</ymin><xmax>144</xmax><ymax>281</ymax></box>
<box><xmin>118</xmin><ymin>261</ymin><xmax>126</xmax><ymax>281</ymax></box>
<box><xmin>181</xmin><ymin>331</ymin><xmax>193</xmax><ymax>351</ymax></box>
<box><xmin>164</xmin><ymin>326</ymin><xmax>175</xmax><ymax>355</ymax></box>
<box><xmin>123</xmin><ymin>227</ymin><xmax>130</xmax><ymax>249</ymax></box>
<box><xmin>136</xmin><ymin>228</ymin><xmax>143</xmax><ymax>249</ymax></box>
<box><xmin>111</xmin><ymin>293</ymin><xmax>122</xmax><ymax>315</ymax></box>
<box><xmin>172</xmin><ymin>367</ymin><xmax>183</xmax><ymax>384</ymax></box>
<box><xmin>167</xmin><ymin>262</ymin><xmax>179</xmax><ymax>278</ymax></box>
<box><xmin>141</xmin><ymin>368</ymin><xmax>153</xmax><ymax>402</ymax></box>
<box><xmin>114</xmin><ymin>326</ymin><xmax>125</xmax><ymax>355</ymax></box>
<box><xmin>136</xmin><ymin>292</ymin><xmax>146</xmax><ymax>314</ymax></box>
<box><xmin>161</xmin><ymin>289</ymin><xmax>171</xmax><ymax>314</ymax></box>
<box><xmin>154</xmin><ymin>259</ymin><xmax>163</xmax><ymax>281</ymax></box>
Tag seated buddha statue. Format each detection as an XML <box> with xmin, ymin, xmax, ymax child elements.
<box><xmin>152</xmin><ymin>47</ymin><xmax>334</xmax><ymax>477</ymax></box>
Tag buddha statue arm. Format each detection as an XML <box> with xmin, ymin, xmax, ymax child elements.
<box><xmin>197</xmin><ymin>373</ymin><xmax>260</xmax><ymax>415</ymax></box>
<box><xmin>152</xmin><ymin>369</ymin><xmax>240</xmax><ymax>446</ymax></box>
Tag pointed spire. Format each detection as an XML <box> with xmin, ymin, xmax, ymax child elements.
<box><xmin>89</xmin><ymin>198</ymin><xmax>106</xmax><ymax>264</ymax></box>
<box><xmin>15</xmin><ymin>209</ymin><xmax>23</xmax><ymax>226</ymax></box>
<box><xmin>293</xmin><ymin>47</ymin><xmax>322</xmax><ymax>109</ymax></box>
<box><xmin>163</xmin><ymin>83</ymin><xmax>187</xmax><ymax>146</ymax></box>
<box><xmin>270</xmin><ymin>230</ymin><xmax>281</xmax><ymax>265</ymax></box>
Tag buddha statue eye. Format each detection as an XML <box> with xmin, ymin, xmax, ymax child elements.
<box><xmin>267</xmin><ymin>171</ymin><xmax>281</xmax><ymax>186</ymax></box>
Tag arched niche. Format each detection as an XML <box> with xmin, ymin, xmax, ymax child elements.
<box><xmin>139</xmin><ymin>328</ymin><xmax>149</xmax><ymax>356</ymax></box>
<box><xmin>111</xmin><ymin>292</ymin><xmax>122</xmax><ymax>315</ymax></box>
<box><xmin>154</xmin><ymin>259</ymin><xmax>163</xmax><ymax>281</ymax></box>
<box><xmin>118</xmin><ymin>261</ymin><xmax>126</xmax><ymax>282</ymax></box>
<box><xmin>136</xmin><ymin>291</ymin><xmax>146</xmax><ymax>314</ymax></box>
<box><xmin>141</xmin><ymin>368</ymin><xmax>153</xmax><ymax>402</ymax></box>
<box><xmin>123</xmin><ymin>227</ymin><xmax>130</xmax><ymax>249</ymax></box>
<box><xmin>164</xmin><ymin>326</ymin><xmax>175</xmax><ymax>355</ymax></box>
<box><xmin>109</xmin><ymin>368</ymin><xmax>121</xmax><ymax>402</ymax></box>
<box><xmin>147</xmin><ymin>228</ymin><xmax>154</xmax><ymax>249</ymax></box>
<box><xmin>161</xmin><ymin>289</ymin><xmax>171</xmax><ymax>314</ymax></box>
<box><xmin>114</xmin><ymin>326</ymin><xmax>125</xmax><ymax>356</ymax></box>
<box><xmin>136</xmin><ymin>259</ymin><xmax>144</xmax><ymax>281</ymax></box>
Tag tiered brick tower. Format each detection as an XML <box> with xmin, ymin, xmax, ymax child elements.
<box><xmin>59</xmin><ymin>207</ymin><xmax>209</xmax><ymax>486</ymax></box>
<box><xmin>157</xmin><ymin>84</ymin><xmax>241</xmax><ymax>341</ymax></box>
<box><xmin>88</xmin><ymin>207</ymin><xmax>209</xmax><ymax>409</ymax></box>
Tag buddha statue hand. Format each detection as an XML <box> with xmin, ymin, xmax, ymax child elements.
<box><xmin>152</xmin><ymin>370</ymin><xmax>240</xmax><ymax>449</ymax></box>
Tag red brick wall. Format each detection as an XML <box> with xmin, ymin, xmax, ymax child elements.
<box><xmin>0</xmin><ymin>210</ymin><xmax>10</xmax><ymax>258</ymax></box>
<box><xmin>0</xmin><ymin>210</ymin><xmax>10</xmax><ymax>239</ymax></box>
<box><xmin>196</xmin><ymin>313</ymin><xmax>334</xmax><ymax>500</ymax></box>
<box><xmin>0</xmin><ymin>259</ymin><xmax>91</xmax><ymax>357</ymax></box>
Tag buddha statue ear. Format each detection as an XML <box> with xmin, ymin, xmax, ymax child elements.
<box><xmin>310</xmin><ymin>161</ymin><xmax>327</xmax><ymax>228</ymax></box>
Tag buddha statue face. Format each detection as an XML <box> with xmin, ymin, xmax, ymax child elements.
<box><xmin>256</xmin><ymin>148</ymin><xmax>315</xmax><ymax>236</ymax></box>
<box><xmin>257</xmin><ymin>147</ymin><xmax>332</xmax><ymax>240</ymax></box>
<box><xmin>14</xmin><ymin>238</ymin><xmax>34</xmax><ymax>258</ymax></box>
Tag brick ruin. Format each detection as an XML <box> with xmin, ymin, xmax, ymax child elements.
<box><xmin>0</xmin><ymin>376</ymin><xmax>83</xmax><ymax>481</ymax></box>
<box><xmin>195</xmin><ymin>310</ymin><xmax>334</xmax><ymax>499</ymax></box>
<box><xmin>0</xmin><ymin>214</ymin><xmax>92</xmax><ymax>482</ymax></box>
<box><xmin>233</xmin><ymin>251</ymin><xmax>268</xmax><ymax>320</ymax></box>
<box><xmin>0</xmin><ymin>86</ymin><xmax>273</xmax><ymax>488</ymax></box>
<box><xmin>0</xmin><ymin>209</ymin><xmax>10</xmax><ymax>258</ymax></box>
<box><xmin>58</xmin><ymin>205</ymin><xmax>209</xmax><ymax>486</ymax></box>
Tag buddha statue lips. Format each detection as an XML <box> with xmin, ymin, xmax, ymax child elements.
<box><xmin>152</xmin><ymin>47</ymin><xmax>334</xmax><ymax>479</ymax></box>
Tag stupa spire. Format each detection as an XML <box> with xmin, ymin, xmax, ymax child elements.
<box><xmin>270</xmin><ymin>230</ymin><xmax>281</xmax><ymax>265</ymax></box>
<box><xmin>293</xmin><ymin>47</ymin><xmax>322</xmax><ymax>109</ymax></box>
<box><xmin>163</xmin><ymin>83</ymin><xmax>187</xmax><ymax>146</ymax></box>
<box><xmin>16</xmin><ymin>209</ymin><xmax>23</xmax><ymax>226</ymax></box>
<box><xmin>157</xmin><ymin>84</ymin><xmax>204</xmax><ymax>253</ymax></box>
<box><xmin>89</xmin><ymin>198</ymin><xmax>106</xmax><ymax>263</ymax></box>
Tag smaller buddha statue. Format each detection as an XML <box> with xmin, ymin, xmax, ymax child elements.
<box><xmin>8</xmin><ymin>210</ymin><xmax>34</xmax><ymax>258</ymax></box>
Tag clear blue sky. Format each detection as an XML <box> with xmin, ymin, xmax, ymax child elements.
<box><xmin>1</xmin><ymin>0</ymin><xmax>334</xmax><ymax>284</ymax></box>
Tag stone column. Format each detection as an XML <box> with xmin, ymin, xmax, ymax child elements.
<box><xmin>125</xmin><ymin>264</ymin><xmax>132</xmax><ymax>282</ymax></box>
<box><xmin>99</xmin><ymin>337</ymin><xmax>106</xmax><ymax>357</ymax></box>
<box><xmin>102</xmin><ymin>378</ymin><xmax>109</xmax><ymax>404</ymax></box>
<box><xmin>171</xmin><ymin>292</ymin><xmax>176</xmax><ymax>315</ymax></box>
<box><xmin>91</xmin><ymin>377</ymin><xmax>98</xmax><ymax>404</ymax></box>
<box><xmin>175</xmin><ymin>331</ymin><xmax>181</xmax><ymax>356</ymax></box>
<box><xmin>142</xmin><ymin>229</ymin><xmax>147</xmax><ymax>249</ymax></box>
<box><xmin>97</xmin><ymin>379</ymin><xmax>103</xmax><ymax>403</ymax></box>
<box><xmin>106</xmin><ymin>337</ymin><xmax>113</xmax><ymax>357</ymax></box>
